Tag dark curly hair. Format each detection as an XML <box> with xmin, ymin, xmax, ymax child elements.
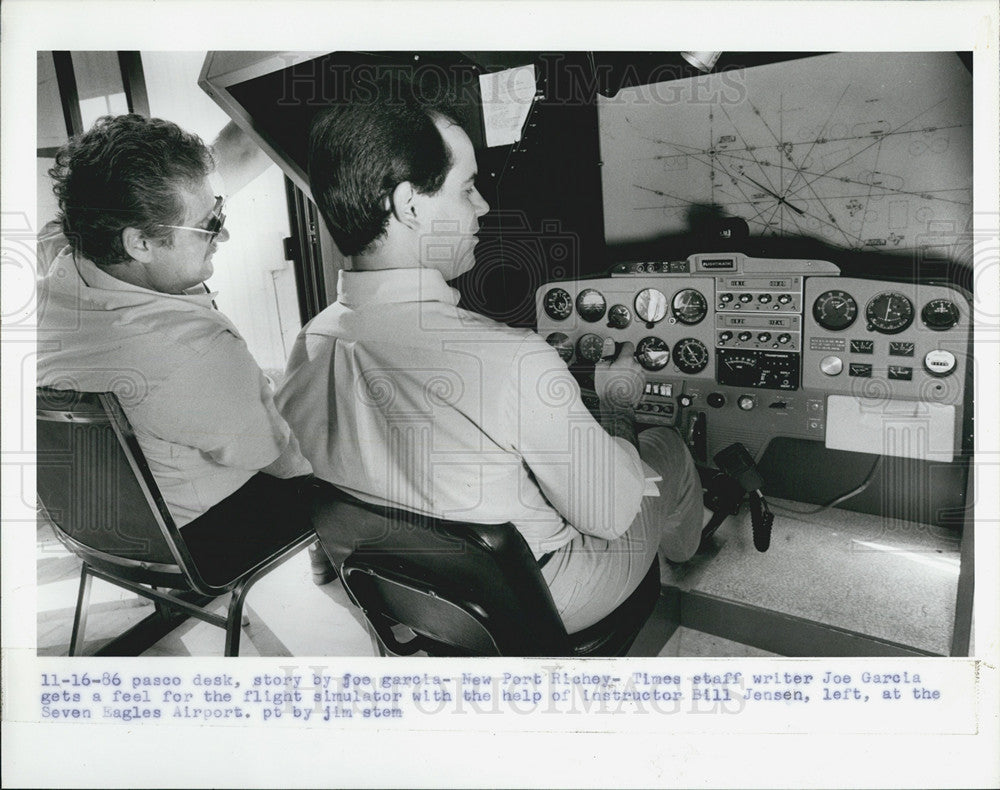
<box><xmin>308</xmin><ymin>75</ymin><xmax>465</xmax><ymax>257</ymax></box>
<box><xmin>49</xmin><ymin>114</ymin><xmax>214</xmax><ymax>267</ymax></box>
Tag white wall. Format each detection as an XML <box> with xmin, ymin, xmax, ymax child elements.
<box><xmin>139</xmin><ymin>51</ymin><xmax>301</xmax><ymax>371</ymax></box>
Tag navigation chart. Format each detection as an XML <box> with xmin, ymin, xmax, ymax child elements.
<box><xmin>598</xmin><ymin>52</ymin><xmax>972</xmax><ymax>252</ymax></box>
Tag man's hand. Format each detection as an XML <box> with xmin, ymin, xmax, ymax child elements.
<box><xmin>594</xmin><ymin>341</ymin><xmax>645</xmax><ymax>411</ymax></box>
<box><xmin>211</xmin><ymin>121</ymin><xmax>273</xmax><ymax>195</ymax></box>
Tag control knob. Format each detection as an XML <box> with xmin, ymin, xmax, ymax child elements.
<box><xmin>820</xmin><ymin>355</ymin><xmax>843</xmax><ymax>376</ymax></box>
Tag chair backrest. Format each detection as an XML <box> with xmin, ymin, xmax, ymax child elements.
<box><xmin>36</xmin><ymin>387</ymin><xmax>192</xmax><ymax>588</ymax></box>
<box><xmin>308</xmin><ymin>480</ymin><xmax>572</xmax><ymax>656</ymax></box>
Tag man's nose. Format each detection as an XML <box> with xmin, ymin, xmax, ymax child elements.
<box><xmin>474</xmin><ymin>189</ymin><xmax>490</xmax><ymax>218</ymax></box>
<box><xmin>216</xmin><ymin>226</ymin><xmax>231</xmax><ymax>244</ymax></box>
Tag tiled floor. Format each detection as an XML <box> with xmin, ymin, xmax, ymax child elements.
<box><xmin>37</xmin><ymin>498</ymin><xmax>964</xmax><ymax>657</ymax></box>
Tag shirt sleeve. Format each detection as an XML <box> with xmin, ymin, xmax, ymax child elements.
<box><xmin>133</xmin><ymin>333</ymin><xmax>311</xmax><ymax>475</ymax></box>
<box><xmin>508</xmin><ymin>336</ymin><xmax>645</xmax><ymax>540</ymax></box>
<box><xmin>37</xmin><ymin>220</ymin><xmax>69</xmax><ymax>275</ymax></box>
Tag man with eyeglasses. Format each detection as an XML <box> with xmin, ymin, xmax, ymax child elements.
<box><xmin>37</xmin><ymin>114</ymin><xmax>324</xmax><ymax>574</ymax></box>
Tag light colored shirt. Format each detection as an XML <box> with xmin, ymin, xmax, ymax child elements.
<box><xmin>275</xmin><ymin>268</ymin><xmax>645</xmax><ymax>558</ymax></box>
<box><xmin>37</xmin><ymin>249</ymin><xmax>311</xmax><ymax>526</ymax></box>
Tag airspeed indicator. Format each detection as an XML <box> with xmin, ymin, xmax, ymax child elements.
<box><xmin>543</xmin><ymin>288</ymin><xmax>572</xmax><ymax>321</ymax></box>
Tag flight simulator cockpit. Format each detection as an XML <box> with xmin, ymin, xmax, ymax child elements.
<box><xmin>199</xmin><ymin>49</ymin><xmax>973</xmax><ymax>657</ymax></box>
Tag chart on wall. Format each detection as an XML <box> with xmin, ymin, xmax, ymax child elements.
<box><xmin>598</xmin><ymin>52</ymin><xmax>972</xmax><ymax>252</ymax></box>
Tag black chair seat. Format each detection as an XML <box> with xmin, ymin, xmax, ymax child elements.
<box><xmin>181</xmin><ymin>474</ymin><xmax>314</xmax><ymax>589</ymax></box>
<box><xmin>309</xmin><ymin>480</ymin><xmax>661</xmax><ymax>657</ymax></box>
<box><xmin>567</xmin><ymin>559</ymin><xmax>661</xmax><ymax>656</ymax></box>
<box><xmin>37</xmin><ymin>387</ymin><xmax>317</xmax><ymax>656</ymax></box>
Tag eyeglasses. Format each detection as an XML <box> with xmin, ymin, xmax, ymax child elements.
<box><xmin>159</xmin><ymin>196</ymin><xmax>227</xmax><ymax>243</ymax></box>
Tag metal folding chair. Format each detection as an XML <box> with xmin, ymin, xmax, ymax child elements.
<box><xmin>37</xmin><ymin>387</ymin><xmax>316</xmax><ymax>656</ymax></box>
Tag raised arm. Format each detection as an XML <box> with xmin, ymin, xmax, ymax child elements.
<box><xmin>210</xmin><ymin>120</ymin><xmax>274</xmax><ymax>195</ymax></box>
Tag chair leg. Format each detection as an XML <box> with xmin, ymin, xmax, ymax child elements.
<box><xmin>149</xmin><ymin>585</ymin><xmax>171</xmax><ymax>618</ymax></box>
<box><xmin>69</xmin><ymin>565</ymin><xmax>94</xmax><ymax>656</ymax></box>
<box><xmin>224</xmin><ymin>581</ymin><xmax>254</xmax><ymax>657</ymax></box>
<box><xmin>365</xmin><ymin>620</ymin><xmax>389</xmax><ymax>657</ymax></box>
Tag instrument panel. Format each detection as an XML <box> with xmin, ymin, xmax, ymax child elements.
<box><xmin>535</xmin><ymin>253</ymin><xmax>971</xmax><ymax>465</ymax></box>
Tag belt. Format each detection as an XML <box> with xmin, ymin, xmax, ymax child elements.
<box><xmin>537</xmin><ymin>551</ymin><xmax>555</xmax><ymax>569</ymax></box>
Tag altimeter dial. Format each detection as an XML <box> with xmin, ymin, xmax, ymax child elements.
<box><xmin>671</xmin><ymin>289</ymin><xmax>708</xmax><ymax>325</ymax></box>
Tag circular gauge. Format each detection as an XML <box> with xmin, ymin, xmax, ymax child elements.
<box><xmin>634</xmin><ymin>288</ymin><xmax>668</xmax><ymax>324</ymax></box>
<box><xmin>671</xmin><ymin>289</ymin><xmax>708</xmax><ymax>325</ymax></box>
<box><xmin>543</xmin><ymin>288</ymin><xmax>572</xmax><ymax>321</ymax></box>
<box><xmin>921</xmin><ymin>298</ymin><xmax>960</xmax><ymax>331</ymax></box>
<box><xmin>576</xmin><ymin>333</ymin><xmax>607</xmax><ymax>363</ymax></box>
<box><xmin>866</xmin><ymin>292</ymin><xmax>914</xmax><ymax>334</ymax></box>
<box><xmin>672</xmin><ymin>338</ymin><xmax>709</xmax><ymax>374</ymax></box>
<box><xmin>545</xmin><ymin>332</ymin><xmax>574</xmax><ymax>363</ymax></box>
<box><xmin>575</xmin><ymin>288</ymin><xmax>607</xmax><ymax>322</ymax></box>
<box><xmin>812</xmin><ymin>290</ymin><xmax>859</xmax><ymax>331</ymax></box>
<box><xmin>635</xmin><ymin>336</ymin><xmax>670</xmax><ymax>371</ymax></box>
<box><xmin>607</xmin><ymin>303</ymin><xmax>632</xmax><ymax>329</ymax></box>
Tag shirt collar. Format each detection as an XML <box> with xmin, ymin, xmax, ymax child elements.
<box><xmin>56</xmin><ymin>249</ymin><xmax>219</xmax><ymax>306</ymax></box>
<box><xmin>337</xmin><ymin>268</ymin><xmax>460</xmax><ymax>308</ymax></box>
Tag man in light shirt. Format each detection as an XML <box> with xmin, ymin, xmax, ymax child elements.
<box><xmin>37</xmin><ymin>114</ymin><xmax>328</xmax><ymax>576</ymax></box>
<box><xmin>277</xmin><ymin>79</ymin><xmax>703</xmax><ymax>632</ymax></box>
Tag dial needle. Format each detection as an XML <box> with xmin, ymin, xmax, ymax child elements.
<box><xmin>744</xmin><ymin>175</ymin><xmax>806</xmax><ymax>215</ymax></box>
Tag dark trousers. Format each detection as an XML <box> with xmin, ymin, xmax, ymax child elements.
<box><xmin>180</xmin><ymin>474</ymin><xmax>315</xmax><ymax>586</ymax></box>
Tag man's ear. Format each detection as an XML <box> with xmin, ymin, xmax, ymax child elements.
<box><xmin>121</xmin><ymin>227</ymin><xmax>155</xmax><ymax>263</ymax></box>
<box><xmin>389</xmin><ymin>181</ymin><xmax>419</xmax><ymax>230</ymax></box>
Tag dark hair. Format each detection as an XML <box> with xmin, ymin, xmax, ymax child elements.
<box><xmin>308</xmin><ymin>77</ymin><xmax>464</xmax><ymax>257</ymax></box>
<box><xmin>49</xmin><ymin>114</ymin><xmax>214</xmax><ymax>267</ymax></box>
